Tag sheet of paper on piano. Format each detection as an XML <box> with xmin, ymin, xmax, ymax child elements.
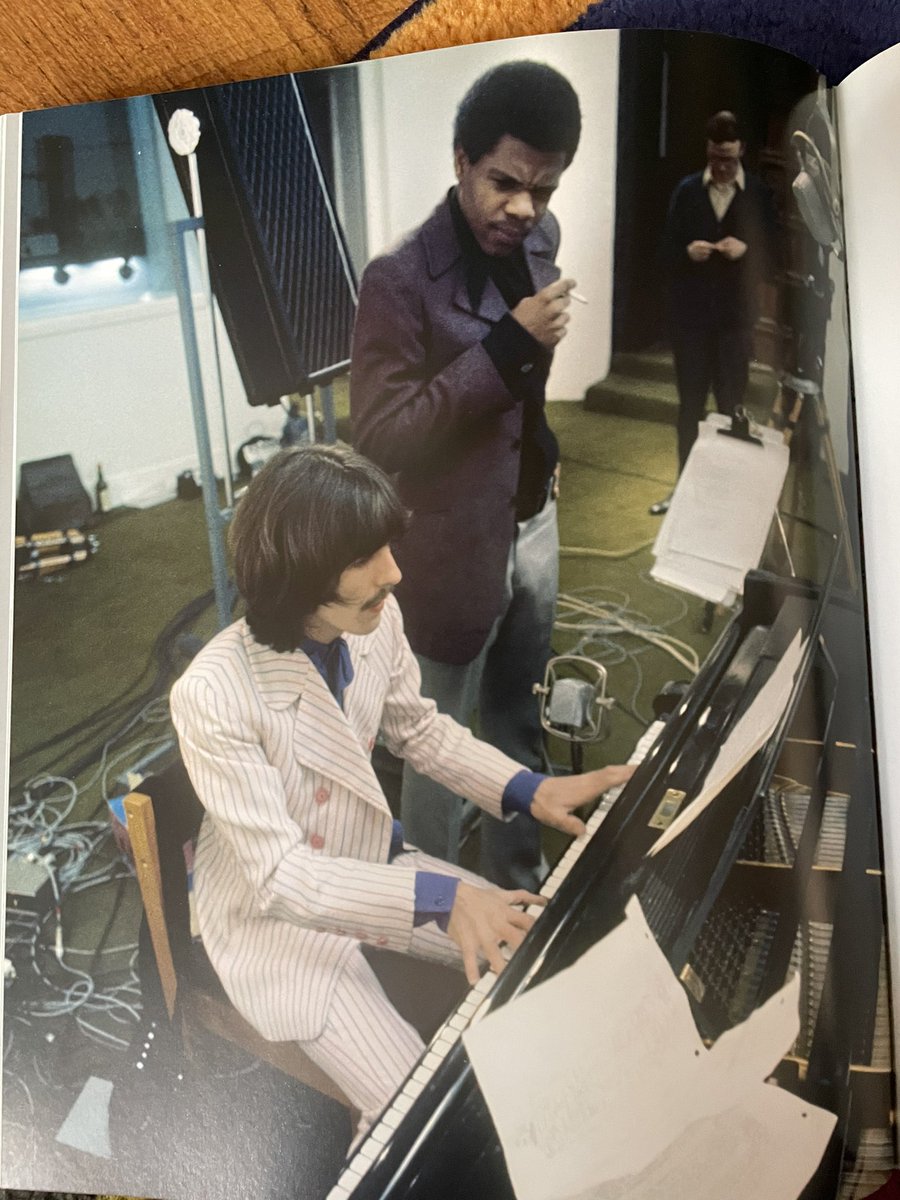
<box><xmin>647</xmin><ymin>627</ymin><xmax>806</xmax><ymax>857</ymax></box>
<box><xmin>463</xmin><ymin>896</ymin><xmax>836</xmax><ymax>1200</ymax></box>
<box><xmin>651</xmin><ymin>414</ymin><xmax>790</xmax><ymax>603</ymax></box>
<box><xmin>647</xmin><ymin>550</ymin><xmax>740</xmax><ymax>607</ymax></box>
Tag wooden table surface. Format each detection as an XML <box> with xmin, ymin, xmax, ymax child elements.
<box><xmin>0</xmin><ymin>0</ymin><xmax>399</xmax><ymax>115</ymax></box>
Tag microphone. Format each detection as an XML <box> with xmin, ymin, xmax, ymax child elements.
<box><xmin>790</xmin><ymin>128</ymin><xmax>843</xmax><ymax>257</ymax></box>
<box><xmin>791</xmin><ymin>170</ymin><xmax>836</xmax><ymax>248</ymax></box>
<box><xmin>533</xmin><ymin>655</ymin><xmax>614</xmax><ymax>744</ymax></box>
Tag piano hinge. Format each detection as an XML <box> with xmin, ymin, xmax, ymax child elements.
<box><xmin>649</xmin><ymin>788</ymin><xmax>686</xmax><ymax>830</ymax></box>
<box><xmin>679</xmin><ymin>962</ymin><xmax>706</xmax><ymax>1004</ymax></box>
<box><xmin>782</xmin><ymin>1054</ymin><xmax>810</xmax><ymax>1082</ymax></box>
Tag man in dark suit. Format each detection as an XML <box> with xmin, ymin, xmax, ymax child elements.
<box><xmin>351</xmin><ymin>61</ymin><xmax>581</xmax><ymax>889</ymax></box>
<box><xmin>650</xmin><ymin>110</ymin><xmax>778</xmax><ymax>515</ymax></box>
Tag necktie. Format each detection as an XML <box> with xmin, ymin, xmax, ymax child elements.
<box><xmin>323</xmin><ymin>637</ymin><xmax>354</xmax><ymax>709</ymax></box>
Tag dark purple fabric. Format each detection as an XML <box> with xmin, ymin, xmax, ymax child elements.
<box><xmin>571</xmin><ymin>0</ymin><xmax>900</xmax><ymax>82</ymax></box>
<box><xmin>350</xmin><ymin>196</ymin><xmax>562</xmax><ymax>665</ymax></box>
<box><xmin>360</xmin><ymin>0</ymin><xmax>899</xmax><ymax>83</ymax></box>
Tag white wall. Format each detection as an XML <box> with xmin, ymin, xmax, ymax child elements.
<box><xmin>16</xmin><ymin>295</ymin><xmax>283</xmax><ymax>510</ymax></box>
<box><xmin>357</xmin><ymin>30</ymin><xmax>620</xmax><ymax>399</ymax></box>
<box><xmin>838</xmin><ymin>42</ymin><xmax>900</xmax><ymax>1084</ymax></box>
<box><xmin>14</xmin><ymin>95</ymin><xmax>286</xmax><ymax>512</ymax></box>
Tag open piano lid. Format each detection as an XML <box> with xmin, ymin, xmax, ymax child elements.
<box><xmin>332</xmin><ymin>561</ymin><xmax>887</xmax><ymax>1200</ymax></box>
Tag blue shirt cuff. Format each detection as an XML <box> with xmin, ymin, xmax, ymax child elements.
<box><xmin>389</xmin><ymin>818</ymin><xmax>405</xmax><ymax>861</ymax></box>
<box><xmin>502</xmin><ymin>769</ymin><xmax>546</xmax><ymax>815</ymax></box>
<box><xmin>414</xmin><ymin>872</ymin><xmax>459</xmax><ymax>932</ymax></box>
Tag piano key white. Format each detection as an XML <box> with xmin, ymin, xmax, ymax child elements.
<box><xmin>327</xmin><ymin>720</ymin><xmax>665</xmax><ymax>1200</ymax></box>
<box><xmin>528</xmin><ymin>720</ymin><xmax>664</xmax><ymax>914</ymax></box>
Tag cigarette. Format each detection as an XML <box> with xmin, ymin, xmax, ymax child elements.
<box><xmin>568</xmin><ymin>290</ymin><xmax>588</xmax><ymax>304</ymax></box>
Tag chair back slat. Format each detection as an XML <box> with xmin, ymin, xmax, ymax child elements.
<box><xmin>124</xmin><ymin>790</ymin><xmax>178</xmax><ymax>1019</ymax></box>
<box><xmin>138</xmin><ymin>759</ymin><xmax>205</xmax><ymax>975</ymax></box>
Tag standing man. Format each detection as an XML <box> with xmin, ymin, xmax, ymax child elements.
<box><xmin>650</xmin><ymin>110</ymin><xmax>778</xmax><ymax>515</ymax></box>
<box><xmin>351</xmin><ymin>61</ymin><xmax>582</xmax><ymax>890</ymax></box>
<box><xmin>170</xmin><ymin>444</ymin><xmax>632</xmax><ymax>1137</ymax></box>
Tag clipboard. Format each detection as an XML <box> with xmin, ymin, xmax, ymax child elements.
<box><xmin>651</xmin><ymin>409</ymin><xmax>790</xmax><ymax>604</ymax></box>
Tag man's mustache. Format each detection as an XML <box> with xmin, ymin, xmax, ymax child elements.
<box><xmin>362</xmin><ymin>586</ymin><xmax>394</xmax><ymax>610</ymax></box>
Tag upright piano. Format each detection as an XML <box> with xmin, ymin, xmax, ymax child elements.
<box><xmin>328</xmin><ymin>556</ymin><xmax>892</xmax><ymax>1200</ymax></box>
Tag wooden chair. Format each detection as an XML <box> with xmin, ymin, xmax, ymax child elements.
<box><xmin>124</xmin><ymin>758</ymin><xmax>354</xmax><ymax>1112</ymax></box>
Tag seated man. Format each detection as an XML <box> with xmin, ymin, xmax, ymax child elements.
<box><xmin>169</xmin><ymin>444</ymin><xmax>632</xmax><ymax>1136</ymax></box>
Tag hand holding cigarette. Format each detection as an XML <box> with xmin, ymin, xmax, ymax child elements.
<box><xmin>512</xmin><ymin>277</ymin><xmax>578</xmax><ymax>347</ymax></box>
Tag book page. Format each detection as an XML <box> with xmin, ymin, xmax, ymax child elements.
<box><xmin>0</xmin><ymin>112</ymin><xmax>22</xmax><ymax>1145</ymax></box>
<box><xmin>837</xmin><ymin>43</ymin><xmax>900</xmax><ymax>1081</ymax></box>
<box><xmin>0</xmin><ymin>25</ymin><xmax>883</xmax><ymax>1200</ymax></box>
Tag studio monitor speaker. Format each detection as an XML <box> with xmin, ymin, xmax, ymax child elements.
<box><xmin>155</xmin><ymin>74</ymin><xmax>358</xmax><ymax>407</ymax></box>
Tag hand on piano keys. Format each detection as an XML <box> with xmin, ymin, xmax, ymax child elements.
<box><xmin>531</xmin><ymin>762</ymin><xmax>637</xmax><ymax>837</ymax></box>
<box><xmin>447</xmin><ymin>882</ymin><xmax>546</xmax><ymax>985</ymax></box>
<box><xmin>446</xmin><ymin>763</ymin><xmax>638</xmax><ymax>984</ymax></box>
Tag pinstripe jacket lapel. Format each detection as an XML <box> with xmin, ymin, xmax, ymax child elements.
<box><xmin>244</xmin><ymin>626</ymin><xmax>391</xmax><ymax>817</ymax></box>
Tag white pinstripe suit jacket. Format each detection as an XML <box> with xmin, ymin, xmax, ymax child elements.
<box><xmin>169</xmin><ymin>595</ymin><xmax>522</xmax><ymax>1042</ymax></box>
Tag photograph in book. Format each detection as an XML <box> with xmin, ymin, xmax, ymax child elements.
<box><xmin>0</xmin><ymin>24</ymin><xmax>894</xmax><ymax>1200</ymax></box>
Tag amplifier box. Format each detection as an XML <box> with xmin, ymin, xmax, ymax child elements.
<box><xmin>17</xmin><ymin>454</ymin><xmax>92</xmax><ymax>534</ymax></box>
<box><xmin>6</xmin><ymin>855</ymin><xmax>54</xmax><ymax>917</ymax></box>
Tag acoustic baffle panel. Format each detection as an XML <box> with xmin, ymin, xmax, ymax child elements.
<box><xmin>155</xmin><ymin>75</ymin><xmax>358</xmax><ymax>407</ymax></box>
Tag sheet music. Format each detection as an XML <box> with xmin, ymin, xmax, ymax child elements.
<box><xmin>651</xmin><ymin>415</ymin><xmax>790</xmax><ymax>602</ymax></box>
<box><xmin>464</xmin><ymin>896</ymin><xmax>835</xmax><ymax>1200</ymax></box>
<box><xmin>649</xmin><ymin>551</ymin><xmax>740</xmax><ymax>606</ymax></box>
<box><xmin>566</xmin><ymin>1086</ymin><xmax>836</xmax><ymax>1200</ymax></box>
<box><xmin>648</xmin><ymin>628</ymin><xmax>806</xmax><ymax>857</ymax></box>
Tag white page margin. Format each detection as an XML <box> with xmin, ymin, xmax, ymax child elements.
<box><xmin>838</xmin><ymin>41</ymin><xmax>900</xmax><ymax>1091</ymax></box>
<box><xmin>0</xmin><ymin>110</ymin><xmax>22</xmax><ymax>1171</ymax></box>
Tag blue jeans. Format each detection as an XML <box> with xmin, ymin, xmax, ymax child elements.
<box><xmin>399</xmin><ymin>499</ymin><xmax>559</xmax><ymax>890</ymax></box>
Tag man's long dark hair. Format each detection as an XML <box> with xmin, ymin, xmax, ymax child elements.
<box><xmin>230</xmin><ymin>444</ymin><xmax>408</xmax><ymax>652</ymax></box>
<box><xmin>453</xmin><ymin>60</ymin><xmax>582</xmax><ymax>167</ymax></box>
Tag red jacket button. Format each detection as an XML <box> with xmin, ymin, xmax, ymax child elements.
<box><xmin>310</xmin><ymin>834</ymin><xmax>325</xmax><ymax>849</ymax></box>
<box><xmin>315</xmin><ymin>788</ymin><xmax>330</xmax><ymax>805</ymax></box>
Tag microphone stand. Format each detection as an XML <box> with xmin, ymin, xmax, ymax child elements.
<box><xmin>774</xmin><ymin>97</ymin><xmax>858</xmax><ymax>594</ymax></box>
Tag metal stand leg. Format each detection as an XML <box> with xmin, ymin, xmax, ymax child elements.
<box><xmin>318</xmin><ymin>382</ymin><xmax>337</xmax><ymax>443</ymax></box>
<box><xmin>171</xmin><ymin>216</ymin><xmax>234</xmax><ymax>630</ymax></box>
